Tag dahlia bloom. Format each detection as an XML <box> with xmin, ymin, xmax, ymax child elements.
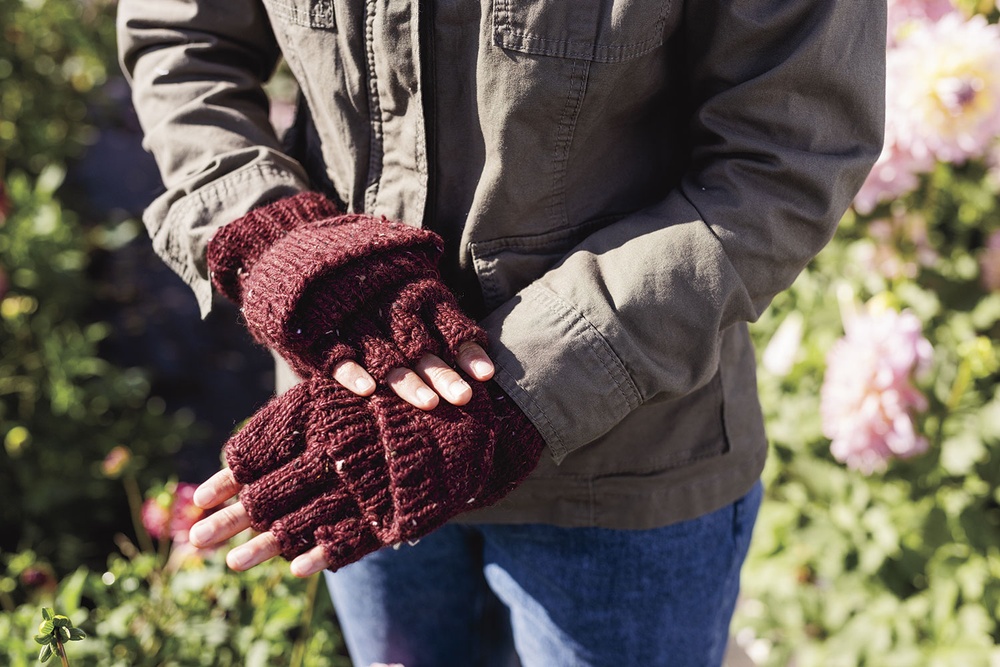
<box><xmin>820</xmin><ymin>306</ymin><xmax>933</xmax><ymax>474</ymax></box>
<box><xmin>886</xmin><ymin>0</ymin><xmax>956</xmax><ymax>46</ymax></box>
<box><xmin>892</xmin><ymin>14</ymin><xmax>1000</xmax><ymax>164</ymax></box>
<box><xmin>141</xmin><ymin>482</ymin><xmax>207</xmax><ymax>543</ymax></box>
<box><xmin>856</xmin><ymin>11</ymin><xmax>1000</xmax><ymax>212</ymax></box>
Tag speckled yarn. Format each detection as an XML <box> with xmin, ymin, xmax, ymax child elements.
<box><xmin>206</xmin><ymin>192</ymin><xmax>487</xmax><ymax>380</ymax></box>
<box><xmin>226</xmin><ymin>377</ymin><xmax>545</xmax><ymax>571</ymax></box>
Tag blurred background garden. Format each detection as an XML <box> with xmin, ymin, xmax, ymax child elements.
<box><xmin>1</xmin><ymin>0</ymin><xmax>999</xmax><ymax>665</ymax></box>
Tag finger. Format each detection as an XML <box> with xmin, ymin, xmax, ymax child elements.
<box><xmin>226</xmin><ymin>531</ymin><xmax>282</xmax><ymax>571</ymax></box>
<box><xmin>414</xmin><ymin>353</ymin><xmax>472</xmax><ymax>405</ymax></box>
<box><xmin>332</xmin><ymin>359</ymin><xmax>376</xmax><ymax>395</ymax></box>
<box><xmin>456</xmin><ymin>342</ymin><xmax>495</xmax><ymax>381</ymax></box>
<box><xmin>290</xmin><ymin>546</ymin><xmax>329</xmax><ymax>578</ymax></box>
<box><xmin>193</xmin><ymin>468</ymin><xmax>241</xmax><ymax>510</ymax></box>
<box><xmin>189</xmin><ymin>501</ymin><xmax>251</xmax><ymax>548</ymax></box>
<box><xmin>385</xmin><ymin>367</ymin><xmax>440</xmax><ymax>410</ymax></box>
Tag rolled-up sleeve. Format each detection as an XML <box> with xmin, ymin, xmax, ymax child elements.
<box><xmin>484</xmin><ymin>0</ymin><xmax>886</xmax><ymax>461</ymax></box>
<box><xmin>118</xmin><ymin>0</ymin><xmax>308</xmax><ymax>316</ymax></box>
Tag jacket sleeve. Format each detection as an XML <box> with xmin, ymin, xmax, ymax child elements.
<box><xmin>117</xmin><ymin>0</ymin><xmax>309</xmax><ymax>316</ymax></box>
<box><xmin>483</xmin><ymin>0</ymin><xmax>886</xmax><ymax>462</ymax></box>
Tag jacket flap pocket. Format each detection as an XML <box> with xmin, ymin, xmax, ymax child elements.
<box><xmin>265</xmin><ymin>0</ymin><xmax>336</xmax><ymax>29</ymax></box>
<box><xmin>493</xmin><ymin>0</ymin><xmax>672</xmax><ymax>63</ymax></box>
<box><xmin>470</xmin><ymin>217</ymin><xmax>617</xmax><ymax>311</ymax></box>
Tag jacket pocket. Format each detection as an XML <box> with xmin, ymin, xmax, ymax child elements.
<box><xmin>492</xmin><ymin>0</ymin><xmax>673</xmax><ymax>63</ymax></box>
<box><xmin>263</xmin><ymin>0</ymin><xmax>336</xmax><ymax>29</ymax></box>
<box><xmin>469</xmin><ymin>216</ymin><xmax>618</xmax><ymax>312</ymax></box>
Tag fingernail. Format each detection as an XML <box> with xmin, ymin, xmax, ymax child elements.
<box><xmin>450</xmin><ymin>380</ymin><xmax>470</xmax><ymax>399</ymax></box>
<box><xmin>228</xmin><ymin>548</ymin><xmax>249</xmax><ymax>570</ymax></box>
<box><xmin>417</xmin><ymin>387</ymin><xmax>436</xmax><ymax>404</ymax></box>
<box><xmin>189</xmin><ymin>523</ymin><xmax>211</xmax><ymax>546</ymax></box>
<box><xmin>354</xmin><ymin>377</ymin><xmax>374</xmax><ymax>393</ymax></box>
<box><xmin>291</xmin><ymin>553</ymin><xmax>325</xmax><ymax>577</ymax></box>
<box><xmin>473</xmin><ymin>360</ymin><xmax>493</xmax><ymax>377</ymax></box>
<box><xmin>192</xmin><ymin>486</ymin><xmax>212</xmax><ymax>509</ymax></box>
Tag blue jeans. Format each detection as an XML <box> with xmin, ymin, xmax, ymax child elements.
<box><xmin>325</xmin><ymin>481</ymin><xmax>763</xmax><ymax>667</ymax></box>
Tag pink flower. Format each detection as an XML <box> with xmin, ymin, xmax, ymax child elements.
<box><xmin>141</xmin><ymin>483</ymin><xmax>207</xmax><ymax>543</ymax></box>
<box><xmin>981</xmin><ymin>229</ymin><xmax>1000</xmax><ymax>292</ymax></box>
<box><xmin>858</xmin><ymin>12</ymin><xmax>1000</xmax><ymax>211</ymax></box>
<box><xmin>891</xmin><ymin>14</ymin><xmax>1000</xmax><ymax>164</ymax></box>
<box><xmin>101</xmin><ymin>445</ymin><xmax>132</xmax><ymax>478</ymax></box>
<box><xmin>820</xmin><ymin>307</ymin><xmax>933</xmax><ymax>474</ymax></box>
<box><xmin>886</xmin><ymin>0</ymin><xmax>956</xmax><ymax>46</ymax></box>
<box><xmin>853</xmin><ymin>142</ymin><xmax>931</xmax><ymax>214</ymax></box>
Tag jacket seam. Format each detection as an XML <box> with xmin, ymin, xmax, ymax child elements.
<box><xmin>497</xmin><ymin>25</ymin><xmax>665</xmax><ymax>62</ymax></box>
<box><xmin>363</xmin><ymin>0</ymin><xmax>384</xmax><ymax>211</ymax></box>
<box><xmin>548</xmin><ymin>57</ymin><xmax>590</xmax><ymax>227</ymax></box>
<box><xmin>470</xmin><ymin>214</ymin><xmax>625</xmax><ymax>254</ymax></box>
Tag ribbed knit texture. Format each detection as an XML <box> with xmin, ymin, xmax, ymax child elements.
<box><xmin>208</xmin><ymin>191</ymin><xmax>546</xmax><ymax>570</ymax></box>
<box><xmin>227</xmin><ymin>377</ymin><xmax>546</xmax><ymax>570</ymax></box>
<box><xmin>207</xmin><ymin>192</ymin><xmax>341</xmax><ymax>304</ymax></box>
<box><xmin>206</xmin><ymin>193</ymin><xmax>487</xmax><ymax>380</ymax></box>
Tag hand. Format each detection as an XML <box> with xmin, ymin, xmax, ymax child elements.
<box><xmin>189</xmin><ymin>468</ymin><xmax>330</xmax><ymax>576</ymax></box>
<box><xmin>191</xmin><ymin>375</ymin><xmax>545</xmax><ymax>578</ymax></box>
<box><xmin>189</xmin><ymin>343</ymin><xmax>495</xmax><ymax>576</ymax></box>
<box><xmin>333</xmin><ymin>341</ymin><xmax>495</xmax><ymax>410</ymax></box>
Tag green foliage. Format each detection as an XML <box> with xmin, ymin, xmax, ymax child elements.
<box><xmin>0</xmin><ymin>0</ymin><xmax>117</xmax><ymax>177</ymax></box>
<box><xmin>0</xmin><ymin>0</ymin><xmax>184</xmax><ymax>572</ymax></box>
<box><xmin>0</xmin><ymin>167</ymin><xmax>185</xmax><ymax>571</ymax></box>
<box><xmin>735</xmin><ymin>159</ymin><xmax>1000</xmax><ymax>664</ymax></box>
<box><xmin>0</xmin><ymin>549</ymin><xmax>350</xmax><ymax>667</ymax></box>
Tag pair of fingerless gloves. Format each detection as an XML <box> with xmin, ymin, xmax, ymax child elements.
<box><xmin>206</xmin><ymin>192</ymin><xmax>545</xmax><ymax>571</ymax></box>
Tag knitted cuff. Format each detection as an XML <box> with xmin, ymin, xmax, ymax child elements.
<box><xmin>207</xmin><ymin>191</ymin><xmax>342</xmax><ymax>304</ymax></box>
<box><xmin>469</xmin><ymin>386</ymin><xmax>547</xmax><ymax>509</ymax></box>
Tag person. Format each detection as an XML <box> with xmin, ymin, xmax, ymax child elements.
<box><xmin>117</xmin><ymin>1</ymin><xmax>885</xmax><ymax>664</ymax></box>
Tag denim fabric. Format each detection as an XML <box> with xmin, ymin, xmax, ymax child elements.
<box><xmin>324</xmin><ymin>480</ymin><xmax>763</xmax><ymax>666</ymax></box>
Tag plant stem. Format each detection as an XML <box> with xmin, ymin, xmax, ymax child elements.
<box><xmin>122</xmin><ymin>472</ymin><xmax>155</xmax><ymax>554</ymax></box>
<box><xmin>54</xmin><ymin>638</ymin><xmax>70</xmax><ymax>667</ymax></box>
<box><xmin>289</xmin><ymin>574</ymin><xmax>321</xmax><ymax>667</ymax></box>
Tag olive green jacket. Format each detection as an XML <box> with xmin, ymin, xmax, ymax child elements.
<box><xmin>118</xmin><ymin>0</ymin><xmax>885</xmax><ymax>528</ymax></box>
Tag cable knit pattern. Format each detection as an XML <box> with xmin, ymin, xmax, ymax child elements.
<box><xmin>227</xmin><ymin>377</ymin><xmax>546</xmax><ymax>571</ymax></box>
<box><xmin>206</xmin><ymin>193</ymin><xmax>487</xmax><ymax>380</ymax></box>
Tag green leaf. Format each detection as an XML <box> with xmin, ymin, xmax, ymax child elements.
<box><xmin>41</xmin><ymin>608</ymin><xmax>53</xmax><ymax>621</ymax></box>
<box><xmin>68</xmin><ymin>627</ymin><xmax>86</xmax><ymax>641</ymax></box>
<box><xmin>33</xmin><ymin>634</ymin><xmax>51</xmax><ymax>646</ymax></box>
<box><xmin>52</xmin><ymin>615</ymin><xmax>69</xmax><ymax>628</ymax></box>
<box><xmin>39</xmin><ymin>644</ymin><xmax>53</xmax><ymax>663</ymax></box>
<box><xmin>37</xmin><ymin>620</ymin><xmax>53</xmax><ymax>636</ymax></box>
<box><xmin>57</xmin><ymin>626</ymin><xmax>70</xmax><ymax>642</ymax></box>
<box><xmin>57</xmin><ymin>568</ymin><xmax>87</xmax><ymax>613</ymax></box>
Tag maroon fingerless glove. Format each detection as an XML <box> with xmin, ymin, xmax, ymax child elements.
<box><xmin>224</xmin><ymin>376</ymin><xmax>545</xmax><ymax>570</ymax></box>
<box><xmin>206</xmin><ymin>192</ymin><xmax>486</xmax><ymax>380</ymax></box>
<box><xmin>208</xmin><ymin>192</ymin><xmax>546</xmax><ymax>567</ymax></box>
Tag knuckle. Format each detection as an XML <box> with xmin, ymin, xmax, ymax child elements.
<box><xmin>332</xmin><ymin>360</ymin><xmax>359</xmax><ymax>381</ymax></box>
<box><xmin>385</xmin><ymin>367</ymin><xmax>412</xmax><ymax>387</ymax></box>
